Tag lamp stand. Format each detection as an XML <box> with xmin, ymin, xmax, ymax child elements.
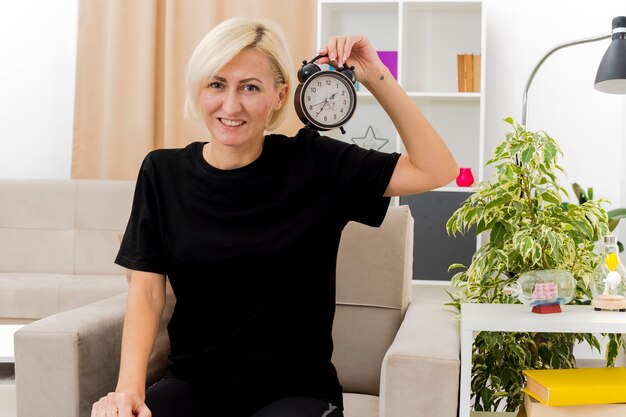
<box><xmin>521</xmin><ymin>33</ymin><xmax>611</xmax><ymax>126</ymax></box>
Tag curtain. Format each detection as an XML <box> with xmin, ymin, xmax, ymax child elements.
<box><xmin>72</xmin><ymin>0</ymin><xmax>316</xmax><ymax>179</ymax></box>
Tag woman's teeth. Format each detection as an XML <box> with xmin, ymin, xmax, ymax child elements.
<box><xmin>221</xmin><ymin>119</ymin><xmax>244</xmax><ymax>127</ymax></box>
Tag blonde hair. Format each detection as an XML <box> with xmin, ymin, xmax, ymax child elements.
<box><xmin>184</xmin><ymin>17</ymin><xmax>293</xmax><ymax>131</ymax></box>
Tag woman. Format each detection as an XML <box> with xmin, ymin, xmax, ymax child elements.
<box><xmin>92</xmin><ymin>17</ymin><xmax>458</xmax><ymax>417</ymax></box>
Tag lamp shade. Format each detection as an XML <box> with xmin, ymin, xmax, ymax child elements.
<box><xmin>594</xmin><ymin>16</ymin><xmax>626</xmax><ymax>94</ymax></box>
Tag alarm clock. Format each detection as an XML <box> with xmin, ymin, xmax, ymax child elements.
<box><xmin>294</xmin><ymin>54</ymin><xmax>357</xmax><ymax>134</ymax></box>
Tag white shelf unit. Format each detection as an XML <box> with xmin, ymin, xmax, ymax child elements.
<box><xmin>317</xmin><ymin>0</ymin><xmax>486</xmax><ymax>281</ymax></box>
<box><xmin>317</xmin><ymin>0</ymin><xmax>485</xmax><ymax>188</ymax></box>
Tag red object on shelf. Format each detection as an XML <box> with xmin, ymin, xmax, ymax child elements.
<box><xmin>532</xmin><ymin>304</ymin><xmax>562</xmax><ymax>314</ymax></box>
<box><xmin>456</xmin><ymin>167</ymin><xmax>475</xmax><ymax>187</ymax></box>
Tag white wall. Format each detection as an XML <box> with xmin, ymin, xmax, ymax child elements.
<box><xmin>0</xmin><ymin>0</ymin><xmax>78</xmax><ymax>179</ymax></box>
<box><xmin>1</xmin><ymin>1</ymin><xmax>625</xmax><ymax>226</ymax></box>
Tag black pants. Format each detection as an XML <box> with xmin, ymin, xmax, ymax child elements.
<box><xmin>145</xmin><ymin>373</ymin><xmax>344</xmax><ymax>417</ymax></box>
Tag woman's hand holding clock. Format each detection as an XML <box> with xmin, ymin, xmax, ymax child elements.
<box><xmin>294</xmin><ymin>34</ymin><xmax>389</xmax><ymax>132</ymax></box>
<box><xmin>317</xmin><ymin>35</ymin><xmax>387</xmax><ymax>88</ymax></box>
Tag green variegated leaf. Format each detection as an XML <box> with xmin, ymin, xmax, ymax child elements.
<box><xmin>606</xmin><ymin>338</ymin><xmax>618</xmax><ymax>366</ymax></box>
<box><xmin>509</xmin><ymin>343</ymin><xmax>527</xmax><ymax>363</ymax></box>
<box><xmin>546</xmin><ymin>232</ymin><xmax>559</xmax><ymax>263</ymax></box>
<box><xmin>485</xmin><ymin>197</ymin><xmax>510</xmax><ymax>211</ymax></box>
<box><xmin>446</xmin><ymin>215</ymin><xmax>457</xmax><ymax>235</ymax></box>
<box><xmin>531</xmin><ymin>241</ymin><xmax>542</xmax><ymax>265</ymax></box>
<box><xmin>543</xmin><ymin>140</ymin><xmax>558</xmax><ymax>163</ymax></box>
<box><xmin>541</xmin><ymin>190</ymin><xmax>561</xmax><ymax>205</ymax></box>
<box><xmin>462</xmin><ymin>206</ymin><xmax>475</xmax><ymax>218</ymax></box>
<box><xmin>521</xmin><ymin>144</ymin><xmax>536</xmax><ymax>164</ymax></box>
<box><xmin>448</xmin><ymin>263</ymin><xmax>466</xmax><ymax>271</ymax></box>
<box><xmin>521</xmin><ymin>236</ymin><xmax>533</xmax><ymax>258</ymax></box>
<box><xmin>490</xmin><ymin>221</ymin><xmax>507</xmax><ymax>245</ymax></box>
<box><xmin>572</xmin><ymin>182</ymin><xmax>587</xmax><ymax>203</ymax></box>
<box><xmin>572</xmin><ymin>219</ymin><xmax>593</xmax><ymax>240</ymax></box>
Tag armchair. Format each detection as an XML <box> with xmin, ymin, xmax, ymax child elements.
<box><xmin>15</xmin><ymin>205</ymin><xmax>460</xmax><ymax>417</ymax></box>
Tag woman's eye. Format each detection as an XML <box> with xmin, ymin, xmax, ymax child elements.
<box><xmin>242</xmin><ymin>84</ymin><xmax>260</xmax><ymax>92</ymax></box>
<box><xmin>208</xmin><ymin>82</ymin><xmax>223</xmax><ymax>89</ymax></box>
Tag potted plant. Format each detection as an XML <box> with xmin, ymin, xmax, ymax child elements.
<box><xmin>446</xmin><ymin>118</ymin><xmax>626</xmax><ymax>412</ymax></box>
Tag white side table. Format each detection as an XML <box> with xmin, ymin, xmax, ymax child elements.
<box><xmin>460</xmin><ymin>303</ymin><xmax>626</xmax><ymax>417</ymax></box>
<box><xmin>0</xmin><ymin>324</ymin><xmax>25</xmax><ymax>417</ymax></box>
<box><xmin>0</xmin><ymin>325</ymin><xmax>24</xmax><ymax>363</ymax></box>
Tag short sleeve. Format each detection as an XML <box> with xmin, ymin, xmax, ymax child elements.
<box><xmin>303</xmin><ymin>129</ymin><xmax>401</xmax><ymax>227</ymax></box>
<box><xmin>337</xmin><ymin>146</ymin><xmax>400</xmax><ymax>227</ymax></box>
<box><xmin>115</xmin><ymin>152</ymin><xmax>168</xmax><ymax>274</ymax></box>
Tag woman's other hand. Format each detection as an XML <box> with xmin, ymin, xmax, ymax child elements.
<box><xmin>91</xmin><ymin>391</ymin><xmax>151</xmax><ymax>417</ymax></box>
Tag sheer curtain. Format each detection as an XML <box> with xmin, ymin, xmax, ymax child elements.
<box><xmin>72</xmin><ymin>0</ymin><xmax>316</xmax><ymax>179</ymax></box>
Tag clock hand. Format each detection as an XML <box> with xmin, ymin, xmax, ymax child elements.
<box><xmin>315</xmin><ymin>103</ymin><xmax>327</xmax><ymax>117</ymax></box>
<box><xmin>316</xmin><ymin>97</ymin><xmax>338</xmax><ymax>117</ymax></box>
<box><xmin>313</xmin><ymin>90</ymin><xmax>335</xmax><ymax>106</ymax></box>
<box><xmin>314</xmin><ymin>94</ymin><xmax>333</xmax><ymax>117</ymax></box>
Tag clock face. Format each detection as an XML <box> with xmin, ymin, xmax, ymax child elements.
<box><xmin>298</xmin><ymin>71</ymin><xmax>356</xmax><ymax>130</ymax></box>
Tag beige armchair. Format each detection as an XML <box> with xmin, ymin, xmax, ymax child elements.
<box><xmin>15</xmin><ymin>205</ymin><xmax>460</xmax><ymax>417</ymax></box>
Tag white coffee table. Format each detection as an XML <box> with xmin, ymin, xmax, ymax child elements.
<box><xmin>0</xmin><ymin>324</ymin><xmax>24</xmax><ymax>417</ymax></box>
<box><xmin>0</xmin><ymin>325</ymin><xmax>23</xmax><ymax>363</ymax></box>
<box><xmin>460</xmin><ymin>303</ymin><xmax>626</xmax><ymax>417</ymax></box>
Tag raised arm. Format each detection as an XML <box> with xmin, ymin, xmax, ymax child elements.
<box><xmin>92</xmin><ymin>270</ymin><xmax>166</xmax><ymax>417</ymax></box>
<box><xmin>318</xmin><ymin>35</ymin><xmax>459</xmax><ymax>196</ymax></box>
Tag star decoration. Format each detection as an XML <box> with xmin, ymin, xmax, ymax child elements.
<box><xmin>350</xmin><ymin>126</ymin><xmax>389</xmax><ymax>151</ymax></box>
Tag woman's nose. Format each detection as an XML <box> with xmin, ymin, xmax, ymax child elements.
<box><xmin>221</xmin><ymin>88</ymin><xmax>242</xmax><ymax>114</ymax></box>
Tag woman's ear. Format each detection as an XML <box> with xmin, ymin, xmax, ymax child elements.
<box><xmin>275</xmin><ymin>84</ymin><xmax>288</xmax><ymax>110</ymax></box>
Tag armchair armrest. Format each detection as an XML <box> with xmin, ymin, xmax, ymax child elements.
<box><xmin>379</xmin><ymin>300</ymin><xmax>460</xmax><ymax>417</ymax></box>
<box><xmin>15</xmin><ymin>282</ymin><xmax>175</xmax><ymax>417</ymax></box>
<box><xmin>15</xmin><ymin>293</ymin><xmax>128</xmax><ymax>417</ymax></box>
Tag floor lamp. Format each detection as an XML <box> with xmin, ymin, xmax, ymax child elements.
<box><xmin>522</xmin><ymin>16</ymin><xmax>626</xmax><ymax>126</ymax></box>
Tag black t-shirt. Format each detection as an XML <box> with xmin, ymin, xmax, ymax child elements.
<box><xmin>116</xmin><ymin>127</ymin><xmax>400</xmax><ymax>408</ymax></box>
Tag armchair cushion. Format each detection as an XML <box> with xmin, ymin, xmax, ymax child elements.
<box><xmin>343</xmin><ymin>393</ymin><xmax>378</xmax><ymax>417</ymax></box>
<box><xmin>333</xmin><ymin>206</ymin><xmax>413</xmax><ymax>395</ymax></box>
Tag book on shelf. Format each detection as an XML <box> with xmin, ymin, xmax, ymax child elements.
<box><xmin>457</xmin><ymin>54</ymin><xmax>466</xmax><ymax>92</ymax></box>
<box><xmin>472</xmin><ymin>54</ymin><xmax>481</xmax><ymax>92</ymax></box>
<box><xmin>524</xmin><ymin>393</ymin><xmax>626</xmax><ymax>417</ymax></box>
<box><xmin>522</xmin><ymin>367</ymin><xmax>626</xmax><ymax>406</ymax></box>
<box><xmin>457</xmin><ymin>54</ymin><xmax>472</xmax><ymax>92</ymax></box>
<box><xmin>456</xmin><ymin>53</ymin><xmax>481</xmax><ymax>93</ymax></box>
<box><xmin>377</xmin><ymin>50</ymin><xmax>398</xmax><ymax>80</ymax></box>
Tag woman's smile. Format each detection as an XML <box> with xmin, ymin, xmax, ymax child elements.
<box><xmin>219</xmin><ymin>118</ymin><xmax>245</xmax><ymax>127</ymax></box>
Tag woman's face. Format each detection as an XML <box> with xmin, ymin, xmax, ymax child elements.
<box><xmin>198</xmin><ymin>48</ymin><xmax>287</xmax><ymax>150</ymax></box>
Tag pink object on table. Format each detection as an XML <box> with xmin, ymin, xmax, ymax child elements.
<box><xmin>456</xmin><ymin>167</ymin><xmax>474</xmax><ymax>187</ymax></box>
<box><xmin>531</xmin><ymin>282</ymin><xmax>558</xmax><ymax>300</ymax></box>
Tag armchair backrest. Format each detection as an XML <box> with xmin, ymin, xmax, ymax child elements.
<box><xmin>0</xmin><ymin>179</ymin><xmax>134</xmax><ymax>275</ymax></box>
<box><xmin>332</xmin><ymin>205</ymin><xmax>414</xmax><ymax>395</ymax></box>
